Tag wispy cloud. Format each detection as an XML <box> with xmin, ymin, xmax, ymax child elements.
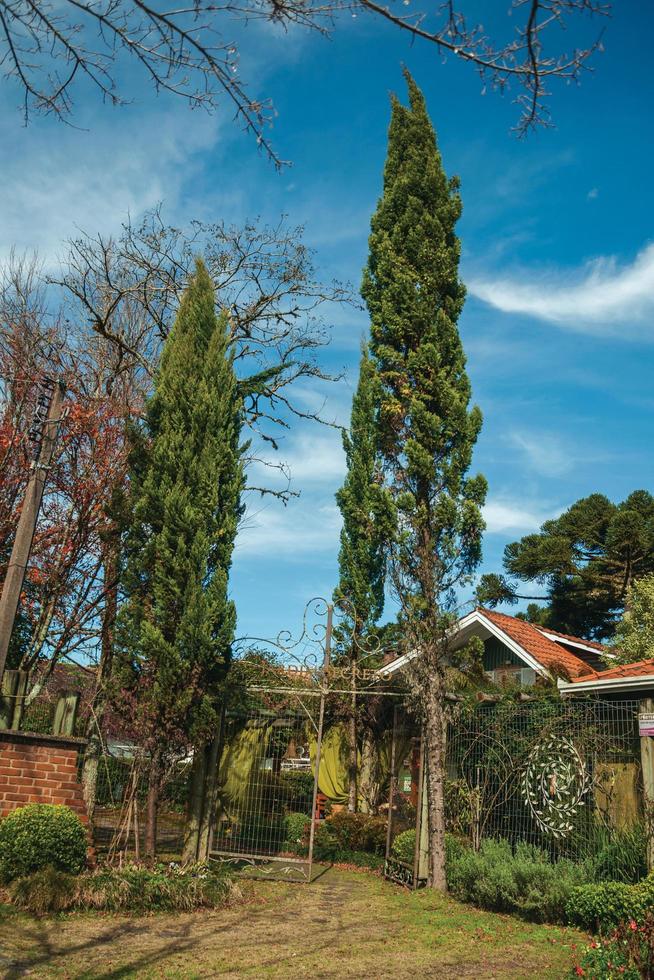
<box><xmin>482</xmin><ymin>498</ymin><xmax>555</xmax><ymax>535</ymax></box>
<box><xmin>0</xmin><ymin>100</ymin><xmax>224</xmax><ymax>265</ymax></box>
<box><xmin>468</xmin><ymin>242</ymin><xmax>654</xmax><ymax>334</ymax></box>
<box><xmin>509</xmin><ymin>430</ymin><xmax>572</xmax><ymax>477</ymax></box>
<box><xmin>236</xmin><ymin>499</ymin><xmax>341</xmax><ymax>557</ymax></box>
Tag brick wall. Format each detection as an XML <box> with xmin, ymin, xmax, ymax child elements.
<box><xmin>0</xmin><ymin>729</ymin><xmax>88</xmax><ymax>823</ymax></box>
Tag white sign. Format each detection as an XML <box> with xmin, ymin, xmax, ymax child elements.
<box><xmin>638</xmin><ymin>712</ymin><xmax>654</xmax><ymax>737</ymax></box>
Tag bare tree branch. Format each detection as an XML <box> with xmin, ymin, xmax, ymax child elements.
<box><xmin>0</xmin><ymin>0</ymin><xmax>610</xmax><ymax>161</ymax></box>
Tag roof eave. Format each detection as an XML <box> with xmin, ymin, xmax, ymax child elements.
<box><xmin>558</xmin><ymin>674</ymin><xmax>654</xmax><ymax>696</ymax></box>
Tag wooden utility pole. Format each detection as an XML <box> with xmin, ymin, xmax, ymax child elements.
<box><xmin>0</xmin><ymin>379</ymin><xmax>66</xmax><ymax>686</ymax></box>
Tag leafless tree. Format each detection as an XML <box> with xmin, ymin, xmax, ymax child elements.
<box><xmin>0</xmin><ymin>0</ymin><xmax>609</xmax><ymax>163</ymax></box>
<box><xmin>51</xmin><ymin>207</ymin><xmax>352</xmax><ymax>488</ymax></box>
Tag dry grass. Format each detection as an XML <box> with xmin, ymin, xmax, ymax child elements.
<box><xmin>0</xmin><ymin>866</ymin><xmax>584</xmax><ymax>979</ymax></box>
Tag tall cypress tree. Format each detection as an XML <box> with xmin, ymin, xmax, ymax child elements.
<box><xmin>363</xmin><ymin>72</ymin><xmax>487</xmax><ymax>887</ymax></box>
<box><xmin>119</xmin><ymin>259</ymin><xmax>244</xmax><ymax>856</ymax></box>
<box><xmin>334</xmin><ymin>342</ymin><xmax>395</xmax><ymax>810</ymax></box>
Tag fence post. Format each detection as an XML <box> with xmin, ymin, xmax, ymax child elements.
<box><xmin>639</xmin><ymin>697</ymin><xmax>654</xmax><ymax>872</ymax></box>
<box><xmin>53</xmin><ymin>691</ymin><xmax>80</xmax><ymax>736</ymax></box>
<box><xmin>0</xmin><ymin>670</ymin><xmax>29</xmax><ymax>730</ymax></box>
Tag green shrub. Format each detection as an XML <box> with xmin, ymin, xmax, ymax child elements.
<box><xmin>236</xmin><ymin>812</ymin><xmax>285</xmax><ymax>853</ymax></box>
<box><xmin>313</xmin><ymin>821</ymin><xmax>338</xmax><ymax>861</ymax></box>
<box><xmin>588</xmin><ymin>824</ymin><xmax>648</xmax><ymax>885</ymax></box>
<box><xmin>0</xmin><ymin>804</ymin><xmax>88</xmax><ymax>883</ymax></box>
<box><xmin>279</xmin><ymin>771</ymin><xmax>315</xmax><ymax>806</ymax></box>
<box><xmin>283</xmin><ymin>812</ymin><xmax>310</xmax><ymax>854</ymax></box>
<box><xmin>391</xmin><ymin>829</ymin><xmax>416</xmax><ymax>865</ymax></box>
<box><xmin>9</xmin><ymin>862</ymin><xmax>240</xmax><ymax>914</ymax></box>
<box><xmin>566</xmin><ymin>876</ymin><xmax>654</xmax><ymax>933</ymax></box>
<box><xmin>331</xmin><ymin>849</ymin><xmax>384</xmax><ymax>871</ymax></box>
<box><xmin>446</xmin><ymin>838</ymin><xmax>591</xmax><ymax>923</ymax></box>
<box><xmin>327</xmin><ymin>811</ymin><xmax>387</xmax><ymax>854</ymax></box>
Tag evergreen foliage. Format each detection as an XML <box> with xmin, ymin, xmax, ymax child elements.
<box><xmin>117</xmin><ymin>259</ymin><xmax>245</xmax><ymax>756</ymax></box>
<box><xmin>362</xmin><ymin>70</ymin><xmax>486</xmax><ymax>619</ymax></box>
<box><xmin>0</xmin><ymin>804</ymin><xmax>88</xmax><ymax>882</ymax></box>
<box><xmin>614</xmin><ymin>573</ymin><xmax>654</xmax><ymax>664</ymax></box>
<box><xmin>361</xmin><ymin>70</ymin><xmax>486</xmax><ymax>886</ymax></box>
<box><xmin>478</xmin><ymin>491</ymin><xmax>654</xmax><ymax>641</ymax></box>
<box><xmin>334</xmin><ymin>342</ymin><xmax>395</xmax><ymax>640</ymax></box>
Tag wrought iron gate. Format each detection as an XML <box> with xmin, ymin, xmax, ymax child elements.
<box><xmin>209</xmin><ymin>596</ymin><xmax>405</xmax><ymax>882</ymax></box>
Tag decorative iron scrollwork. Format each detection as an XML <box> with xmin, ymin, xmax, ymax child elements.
<box><xmin>521</xmin><ymin>735</ymin><xmax>590</xmax><ymax>838</ymax></box>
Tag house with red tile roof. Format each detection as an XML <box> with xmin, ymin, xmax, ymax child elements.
<box><xmin>380</xmin><ymin>607</ymin><xmax>606</xmax><ymax>686</ymax></box>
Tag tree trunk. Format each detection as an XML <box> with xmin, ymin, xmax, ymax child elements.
<box><xmin>82</xmin><ymin>535</ymin><xmax>119</xmax><ymax>821</ymax></box>
<box><xmin>347</xmin><ymin>660</ymin><xmax>357</xmax><ymax>812</ymax></box>
<box><xmin>183</xmin><ymin>748</ymin><xmax>208</xmax><ymax>863</ymax></box>
<box><xmin>145</xmin><ymin>750</ymin><xmax>161</xmax><ymax>860</ymax></box>
<box><xmin>183</xmin><ymin>721</ymin><xmax>223</xmax><ymax>863</ymax></box>
<box><xmin>197</xmin><ymin>732</ymin><xmax>222</xmax><ymax>859</ymax></box>
<box><xmin>423</xmin><ymin>670</ymin><xmax>447</xmax><ymax>890</ymax></box>
<box><xmin>359</xmin><ymin>730</ymin><xmax>381</xmax><ymax>814</ymax></box>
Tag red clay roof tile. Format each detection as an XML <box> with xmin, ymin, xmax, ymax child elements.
<box><xmin>569</xmin><ymin>657</ymin><xmax>654</xmax><ymax>683</ymax></box>
<box><xmin>478</xmin><ymin>608</ymin><xmax>594</xmax><ymax>681</ymax></box>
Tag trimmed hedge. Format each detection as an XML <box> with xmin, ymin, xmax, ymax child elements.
<box><xmin>566</xmin><ymin>877</ymin><xmax>654</xmax><ymax>933</ymax></box>
<box><xmin>0</xmin><ymin>804</ymin><xmax>87</xmax><ymax>883</ymax></box>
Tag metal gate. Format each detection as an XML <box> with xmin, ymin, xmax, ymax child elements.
<box><xmin>209</xmin><ymin>596</ymin><xmax>405</xmax><ymax>882</ymax></box>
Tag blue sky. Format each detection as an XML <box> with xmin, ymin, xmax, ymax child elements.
<box><xmin>1</xmin><ymin>0</ymin><xmax>652</xmax><ymax>645</ymax></box>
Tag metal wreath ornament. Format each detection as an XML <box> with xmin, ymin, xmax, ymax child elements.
<box><xmin>521</xmin><ymin>735</ymin><xmax>591</xmax><ymax>838</ymax></box>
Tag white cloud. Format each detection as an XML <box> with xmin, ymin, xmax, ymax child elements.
<box><xmin>252</xmin><ymin>427</ymin><xmax>346</xmax><ymax>486</ymax></box>
<box><xmin>236</xmin><ymin>499</ymin><xmax>341</xmax><ymax>557</ymax></box>
<box><xmin>587</xmin><ymin>188</ymin><xmax>599</xmax><ymax>200</ymax></box>
<box><xmin>482</xmin><ymin>499</ymin><xmax>553</xmax><ymax>535</ymax></box>
<box><xmin>0</xmin><ymin>100</ymin><xmax>224</xmax><ymax>265</ymax></box>
<box><xmin>468</xmin><ymin>242</ymin><xmax>654</xmax><ymax>333</ymax></box>
<box><xmin>509</xmin><ymin>430</ymin><xmax>572</xmax><ymax>477</ymax></box>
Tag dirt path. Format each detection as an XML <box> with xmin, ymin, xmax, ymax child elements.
<box><xmin>0</xmin><ymin>868</ymin><xmax>581</xmax><ymax>979</ymax></box>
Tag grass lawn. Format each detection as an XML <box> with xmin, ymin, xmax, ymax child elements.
<box><xmin>0</xmin><ymin>866</ymin><xmax>583</xmax><ymax>979</ymax></box>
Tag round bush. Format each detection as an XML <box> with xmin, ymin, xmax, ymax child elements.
<box><xmin>391</xmin><ymin>829</ymin><xmax>416</xmax><ymax>865</ymax></box>
<box><xmin>0</xmin><ymin>804</ymin><xmax>88</xmax><ymax>883</ymax></box>
<box><xmin>284</xmin><ymin>811</ymin><xmax>310</xmax><ymax>845</ymax></box>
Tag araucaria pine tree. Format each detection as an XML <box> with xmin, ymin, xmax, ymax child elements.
<box><xmin>335</xmin><ymin>342</ymin><xmax>395</xmax><ymax>810</ymax></box>
<box><xmin>362</xmin><ymin>72</ymin><xmax>487</xmax><ymax>888</ymax></box>
<box><xmin>118</xmin><ymin>260</ymin><xmax>244</xmax><ymax>857</ymax></box>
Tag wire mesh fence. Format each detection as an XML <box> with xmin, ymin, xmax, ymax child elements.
<box><xmin>210</xmin><ymin>701</ymin><xmax>320</xmax><ymax>880</ymax></box>
<box><xmin>91</xmin><ymin>750</ymin><xmax>191</xmax><ymax>857</ymax></box>
<box><xmin>444</xmin><ymin>697</ymin><xmax>645</xmax><ymax>879</ymax></box>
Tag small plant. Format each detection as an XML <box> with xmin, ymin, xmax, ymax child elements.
<box><xmin>284</xmin><ymin>811</ymin><xmax>310</xmax><ymax>844</ymax></box>
<box><xmin>391</xmin><ymin>829</ymin><xmax>416</xmax><ymax>865</ymax></box>
<box><xmin>571</xmin><ymin>915</ymin><xmax>654</xmax><ymax>978</ymax></box>
<box><xmin>313</xmin><ymin>821</ymin><xmax>338</xmax><ymax>861</ymax></box>
<box><xmin>9</xmin><ymin>861</ymin><xmax>241</xmax><ymax>914</ymax></box>
<box><xmin>326</xmin><ymin>811</ymin><xmax>387</xmax><ymax>854</ymax></box>
<box><xmin>0</xmin><ymin>804</ymin><xmax>88</xmax><ymax>883</ymax></box>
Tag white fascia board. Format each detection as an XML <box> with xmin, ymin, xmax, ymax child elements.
<box><xmin>474</xmin><ymin>613</ymin><xmax>550</xmax><ymax>679</ymax></box>
<box><xmin>376</xmin><ymin>609</ymin><xmax>549</xmax><ymax>680</ymax></box>
<box><xmin>538</xmin><ymin>631</ymin><xmax>608</xmax><ymax>658</ymax></box>
<box><xmin>558</xmin><ymin>674</ymin><xmax>654</xmax><ymax>695</ymax></box>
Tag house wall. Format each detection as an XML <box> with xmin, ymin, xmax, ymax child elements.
<box><xmin>0</xmin><ymin>729</ymin><xmax>88</xmax><ymax>822</ymax></box>
<box><xmin>482</xmin><ymin>637</ymin><xmax>521</xmax><ymax>670</ymax></box>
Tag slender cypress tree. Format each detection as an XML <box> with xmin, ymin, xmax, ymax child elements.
<box><xmin>334</xmin><ymin>342</ymin><xmax>395</xmax><ymax>810</ymax></box>
<box><xmin>362</xmin><ymin>72</ymin><xmax>487</xmax><ymax>887</ymax></box>
<box><xmin>118</xmin><ymin>259</ymin><xmax>244</xmax><ymax>856</ymax></box>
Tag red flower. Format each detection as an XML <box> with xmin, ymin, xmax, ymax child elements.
<box><xmin>629</xmin><ymin>920</ymin><xmax>637</xmax><ymax>930</ymax></box>
<box><xmin>575</xmin><ymin>968</ymin><xmax>585</xmax><ymax>976</ymax></box>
